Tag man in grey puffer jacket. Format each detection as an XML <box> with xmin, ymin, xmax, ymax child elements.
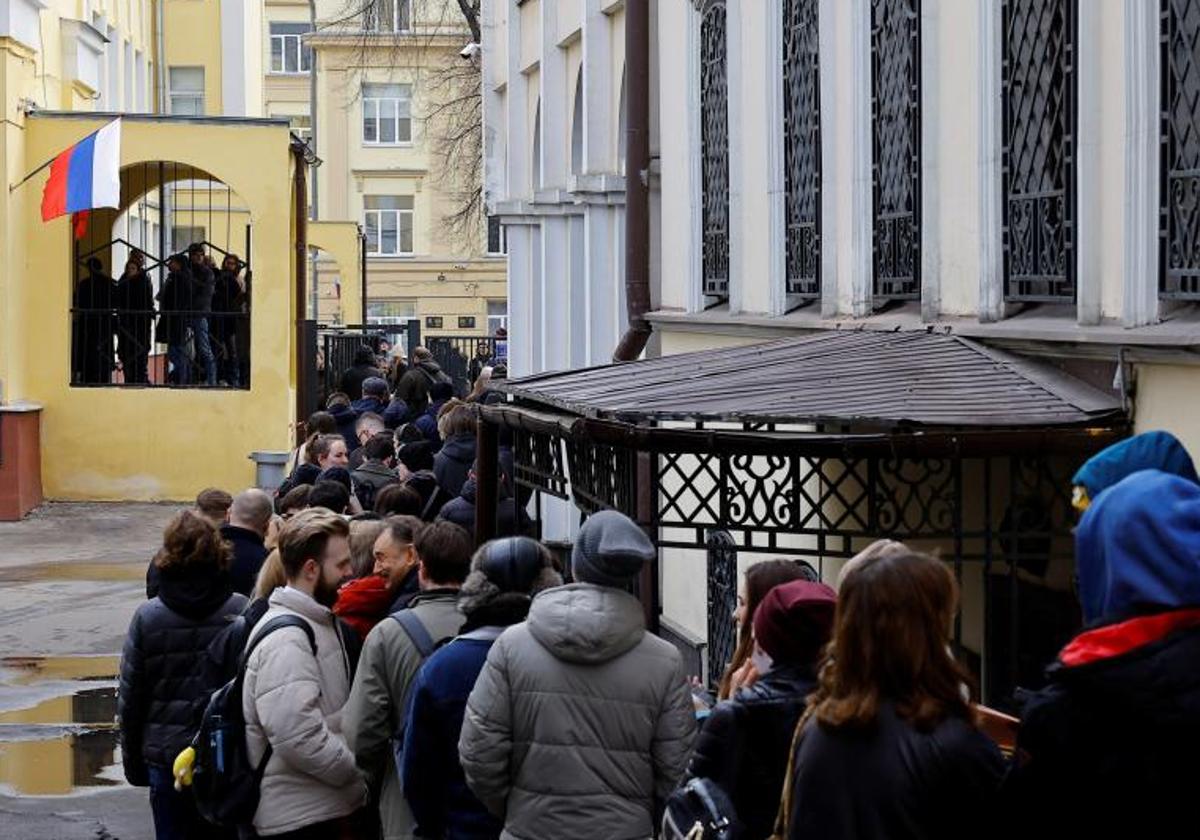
<box><xmin>459</xmin><ymin>510</ymin><xmax>697</xmax><ymax>839</ymax></box>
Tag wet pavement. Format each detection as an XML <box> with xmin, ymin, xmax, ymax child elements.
<box><xmin>0</xmin><ymin>503</ymin><xmax>176</xmax><ymax>839</ymax></box>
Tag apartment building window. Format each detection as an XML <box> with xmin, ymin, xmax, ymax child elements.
<box><xmin>783</xmin><ymin>0</ymin><xmax>821</xmax><ymax>302</ymax></box>
<box><xmin>871</xmin><ymin>0</ymin><xmax>921</xmax><ymax>303</ymax></box>
<box><xmin>365</xmin><ymin>0</ymin><xmax>413</xmax><ymax>33</ymax></box>
<box><xmin>291</xmin><ymin>115</ymin><xmax>313</xmax><ymax>145</ymax></box>
<box><xmin>487</xmin><ymin>300</ymin><xmax>508</xmax><ymax>334</ymax></box>
<box><xmin>367</xmin><ymin>300</ymin><xmax>417</xmax><ymax>324</ymax></box>
<box><xmin>1001</xmin><ymin>0</ymin><xmax>1076</xmax><ymax>302</ymax></box>
<box><xmin>486</xmin><ymin>215</ymin><xmax>507</xmax><ymax>255</ymax></box>
<box><xmin>699</xmin><ymin>0</ymin><xmax>730</xmax><ymax>301</ymax></box>
<box><xmin>1162</xmin><ymin>0</ymin><xmax>1200</xmax><ymax>299</ymax></box>
<box><xmin>169</xmin><ymin>67</ymin><xmax>204</xmax><ymax>115</ymax></box>
<box><xmin>270</xmin><ymin>23</ymin><xmax>312</xmax><ymax>74</ymax></box>
<box><xmin>364</xmin><ymin>196</ymin><xmax>415</xmax><ymax>255</ymax></box>
<box><xmin>362</xmin><ymin>83</ymin><xmax>413</xmax><ymax>145</ymax></box>
<box><xmin>172</xmin><ymin>225</ymin><xmax>205</xmax><ymax>252</ymax></box>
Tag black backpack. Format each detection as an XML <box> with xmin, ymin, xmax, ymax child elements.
<box><xmin>662</xmin><ymin>777</ymin><xmax>744</xmax><ymax>840</ymax></box>
<box><xmin>191</xmin><ymin>615</ymin><xmax>317</xmax><ymax>828</ymax></box>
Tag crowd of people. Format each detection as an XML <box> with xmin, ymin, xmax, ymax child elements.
<box><xmin>72</xmin><ymin>243</ymin><xmax>250</xmax><ymax>387</ymax></box>
<box><xmin>115</xmin><ymin>428</ymin><xmax>1200</xmax><ymax>839</ymax></box>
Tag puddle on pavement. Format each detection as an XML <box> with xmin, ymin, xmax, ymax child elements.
<box><xmin>0</xmin><ymin>655</ymin><xmax>124</xmax><ymax>795</ymax></box>
<box><xmin>0</xmin><ymin>562</ymin><xmax>145</xmax><ymax>583</ymax></box>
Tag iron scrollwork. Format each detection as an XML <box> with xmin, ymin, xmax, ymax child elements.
<box><xmin>871</xmin><ymin>0</ymin><xmax>921</xmax><ymax>301</ymax></box>
<box><xmin>875</xmin><ymin>458</ymin><xmax>957</xmax><ymax>535</ymax></box>
<box><xmin>1002</xmin><ymin>0</ymin><xmax>1077</xmax><ymax>302</ymax></box>
<box><xmin>706</xmin><ymin>529</ymin><xmax>739</xmax><ymax>689</ymax></box>
<box><xmin>784</xmin><ymin>0</ymin><xmax>822</xmax><ymax>299</ymax></box>
<box><xmin>1161</xmin><ymin>0</ymin><xmax>1200</xmax><ymax>298</ymax></box>
<box><xmin>699</xmin><ymin>0</ymin><xmax>731</xmax><ymax>300</ymax></box>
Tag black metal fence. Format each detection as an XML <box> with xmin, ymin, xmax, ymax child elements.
<box><xmin>318</xmin><ymin>321</ymin><xmax>418</xmax><ymax>405</ymax></box>
<box><xmin>70</xmin><ymin>239</ymin><xmax>252</xmax><ymax>389</ymax></box>
<box><xmin>428</xmin><ymin>335</ymin><xmax>506</xmax><ymax>396</ymax></box>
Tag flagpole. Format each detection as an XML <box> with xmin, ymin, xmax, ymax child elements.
<box><xmin>8</xmin><ymin>153</ymin><xmax>58</xmax><ymax>192</ymax></box>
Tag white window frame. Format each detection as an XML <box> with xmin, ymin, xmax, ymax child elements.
<box><xmin>365</xmin><ymin>0</ymin><xmax>413</xmax><ymax>34</ymax></box>
<box><xmin>269</xmin><ymin>23</ymin><xmax>312</xmax><ymax>75</ymax></box>
<box><xmin>486</xmin><ymin>215</ymin><xmax>507</xmax><ymax>256</ymax></box>
<box><xmin>487</xmin><ymin>300</ymin><xmax>508</xmax><ymax>334</ymax></box>
<box><xmin>362</xmin><ymin>83</ymin><xmax>413</xmax><ymax>145</ymax></box>
<box><xmin>168</xmin><ymin>66</ymin><xmax>204</xmax><ymax>115</ymax></box>
<box><xmin>364</xmin><ymin>196</ymin><xmax>415</xmax><ymax>256</ymax></box>
<box><xmin>367</xmin><ymin>299</ymin><xmax>418</xmax><ymax>324</ymax></box>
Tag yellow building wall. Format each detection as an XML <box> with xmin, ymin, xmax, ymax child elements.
<box><xmin>5</xmin><ymin>114</ymin><xmax>296</xmax><ymax>501</ymax></box>
<box><xmin>163</xmin><ymin>0</ymin><xmax>224</xmax><ymax>113</ymax></box>
<box><xmin>1134</xmin><ymin>363</ymin><xmax>1200</xmax><ymax>457</ymax></box>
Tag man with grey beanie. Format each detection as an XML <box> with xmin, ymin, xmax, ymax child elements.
<box><xmin>459</xmin><ymin>511</ymin><xmax>697</xmax><ymax>839</ymax></box>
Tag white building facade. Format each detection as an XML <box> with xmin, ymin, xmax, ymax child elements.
<box><xmin>487</xmin><ymin>0</ymin><xmax>1200</xmax><ymax>648</ymax></box>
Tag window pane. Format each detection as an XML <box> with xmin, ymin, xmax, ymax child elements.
<box><xmin>487</xmin><ymin>300</ymin><xmax>507</xmax><ymax>316</ymax></box>
<box><xmin>270</xmin><ymin>23</ymin><xmax>309</xmax><ymax>36</ymax></box>
<box><xmin>302</xmin><ymin>45</ymin><xmax>313</xmax><ymax>72</ymax></box>
<box><xmin>363</xmin><ymin>100</ymin><xmax>377</xmax><ymax>142</ymax></box>
<box><xmin>379</xmin><ymin>0</ymin><xmax>395</xmax><ymax>31</ymax></box>
<box><xmin>382</xmin><ymin>212</ymin><xmax>398</xmax><ymax>254</ymax></box>
<box><xmin>365</xmin><ymin>195</ymin><xmax>412</xmax><ymax>210</ymax></box>
<box><xmin>399</xmin><ymin>211</ymin><xmax>413</xmax><ymax>254</ymax></box>
<box><xmin>271</xmin><ymin>38</ymin><xmax>283</xmax><ymax>72</ymax></box>
<box><xmin>285</xmin><ymin>38</ymin><xmax>299</xmax><ymax>73</ymax></box>
<box><xmin>365</xmin><ymin>212</ymin><xmax>379</xmax><ymax>252</ymax></box>
<box><xmin>169</xmin><ymin>67</ymin><xmax>203</xmax><ymax>93</ymax></box>
<box><xmin>397</xmin><ymin>118</ymin><xmax>412</xmax><ymax>143</ymax></box>
<box><xmin>363</xmin><ymin>83</ymin><xmax>405</xmax><ymax>99</ymax></box>
<box><xmin>379</xmin><ymin>99</ymin><xmax>397</xmax><ymax>143</ymax></box>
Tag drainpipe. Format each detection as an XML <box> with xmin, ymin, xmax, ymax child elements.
<box><xmin>308</xmin><ymin>0</ymin><xmax>320</xmax><ymax>319</ymax></box>
<box><xmin>293</xmin><ymin>142</ymin><xmax>309</xmax><ymax>446</ymax></box>
<box><xmin>613</xmin><ymin>0</ymin><xmax>651</xmax><ymax>362</ymax></box>
<box><xmin>155</xmin><ymin>0</ymin><xmax>167</xmax><ymax>113</ymax></box>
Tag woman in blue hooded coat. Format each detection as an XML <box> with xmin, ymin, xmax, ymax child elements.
<box><xmin>1004</xmin><ymin>469</ymin><xmax>1200</xmax><ymax>839</ymax></box>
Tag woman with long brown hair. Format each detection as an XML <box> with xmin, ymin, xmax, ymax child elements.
<box><xmin>717</xmin><ymin>559</ymin><xmax>818</xmax><ymax>700</ymax></box>
<box><xmin>784</xmin><ymin>549</ymin><xmax>1004</xmax><ymax>839</ymax></box>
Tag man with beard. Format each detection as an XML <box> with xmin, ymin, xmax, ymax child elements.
<box><xmin>344</xmin><ymin>520</ymin><xmax>470</xmax><ymax>840</ymax></box>
<box><xmin>241</xmin><ymin>509</ymin><xmax>368</xmax><ymax>840</ymax></box>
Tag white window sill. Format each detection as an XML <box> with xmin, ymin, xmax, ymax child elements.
<box><xmin>362</xmin><ymin>142</ymin><xmax>414</xmax><ymax>149</ymax></box>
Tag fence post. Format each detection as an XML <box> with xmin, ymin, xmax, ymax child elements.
<box><xmin>475</xmin><ymin>416</ymin><xmax>500</xmax><ymax>547</ymax></box>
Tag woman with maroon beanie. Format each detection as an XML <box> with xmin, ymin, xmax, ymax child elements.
<box><xmin>684</xmin><ymin>579</ymin><xmax>837</xmax><ymax>837</ymax></box>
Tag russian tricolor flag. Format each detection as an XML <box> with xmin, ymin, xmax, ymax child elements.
<box><xmin>40</xmin><ymin>118</ymin><xmax>122</xmax><ymax>222</ymax></box>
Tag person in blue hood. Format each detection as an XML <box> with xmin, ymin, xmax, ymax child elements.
<box><xmin>1005</xmin><ymin>469</ymin><xmax>1200</xmax><ymax>839</ymax></box>
<box><xmin>1070</xmin><ymin>430</ymin><xmax>1198</xmax><ymax>512</ymax></box>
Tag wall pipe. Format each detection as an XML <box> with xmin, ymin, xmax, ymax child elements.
<box><xmin>613</xmin><ymin>0</ymin><xmax>652</xmax><ymax>362</ymax></box>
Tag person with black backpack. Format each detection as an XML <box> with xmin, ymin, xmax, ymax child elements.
<box><xmin>118</xmin><ymin>510</ymin><xmax>247</xmax><ymax>840</ymax></box>
<box><xmin>241</xmin><ymin>509</ymin><xmax>368</xmax><ymax>839</ymax></box>
<box><xmin>344</xmin><ymin>520</ymin><xmax>471</xmax><ymax>840</ymax></box>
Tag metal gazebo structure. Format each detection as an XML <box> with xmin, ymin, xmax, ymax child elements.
<box><xmin>472</xmin><ymin>331</ymin><xmax>1127</xmax><ymax>710</ymax></box>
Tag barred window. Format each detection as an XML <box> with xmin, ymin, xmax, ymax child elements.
<box><xmin>1001</xmin><ymin>0</ymin><xmax>1077</xmax><ymax>302</ymax></box>
<box><xmin>783</xmin><ymin>0</ymin><xmax>821</xmax><ymax>301</ymax></box>
<box><xmin>1162</xmin><ymin>0</ymin><xmax>1200</xmax><ymax>298</ymax></box>
<box><xmin>871</xmin><ymin>0</ymin><xmax>921</xmax><ymax>302</ymax></box>
<box><xmin>699</xmin><ymin>0</ymin><xmax>730</xmax><ymax>302</ymax></box>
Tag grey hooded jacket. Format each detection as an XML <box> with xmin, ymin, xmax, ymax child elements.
<box><xmin>458</xmin><ymin>583</ymin><xmax>696</xmax><ymax>840</ymax></box>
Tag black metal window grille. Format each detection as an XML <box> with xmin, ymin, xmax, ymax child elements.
<box><xmin>871</xmin><ymin>0</ymin><xmax>921</xmax><ymax>301</ymax></box>
<box><xmin>784</xmin><ymin>0</ymin><xmax>822</xmax><ymax>300</ymax></box>
<box><xmin>1002</xmin><ymin>0</ymin><xmax>1077</xmax><ymax>302</ymax></box>
<box><xmin>427</xmin><ymin>335</ymin><xmax>506</xmax><ymax>395</ymax></box>
<box><xmin>70</xmin><ymin>161</ymin><xmax>252</xmax><ymax>389</ymax></box>
<box><xmin>699</xmin><ymin>0</ymin><xmax>731</xmax><ymax>301</ymax></box>
<box><xmin>706</xmin><ymin>530</ymin><xmax>739</xmax><ymax>688</ymax></box>
<box><xmin>1161</xmin><ymin>0</ymin><xmax>1200</xmax><ymax>298</ymax></box>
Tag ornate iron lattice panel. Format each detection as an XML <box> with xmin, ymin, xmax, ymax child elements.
<box><xmin>706</xmin><ymin>530</ymin><xmax>739</xmax><ymax>690</ymax></box>
<box><xmin>871</xmin><ymin>0</ymin><xmax>921</xmax><ymax>300</ymax></box>
<box><xmin>565</xmin><ymin>438</ymin><xmax>636</xmax><ymax>516</ymax></box>
<box><xmin>700</xmin><ymin>0</ymin><xmax>731</xmax><ymax>300</ymax></box>
<box><xmin>1002</xmin><ymin>0</ymin><xmax>1077</xmax><ymax>302</ymax></box>
<box><xmin>1161</xmin><ymin>0</ymin><xmax>1200</xmax><ymax>298</ymax></box>
<box><xmin>511</xmin><ymin>429</ymin><xmax>569</xmax><ymax>500</ymax></box>
<box><xmin>784</xmin><ymin>0</ymin><xmax>822</xmax><ymax>298</ymax></box>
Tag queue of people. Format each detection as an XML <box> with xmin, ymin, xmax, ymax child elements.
<box><xmin>116</xmin><ymin>430</ymin><xmax>1200</xmax><ymax>839</ymax></box>
<box><xmin>71</xmin><ymin>244</ymin><xmax>250</xmax><ymax>388</ymax></box>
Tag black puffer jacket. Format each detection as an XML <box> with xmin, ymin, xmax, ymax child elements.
<box><xmin>118</xmin><ymin>570</ymin><xmax>247</xmax><ymax>785</ymax></box>
<box><xmin>1004</xmin><ymin>621</ymin><xmax>1200</xmax><ymax>840</ymax></box>
<box><xmin>437</xmin><ymin>477</ymin><xmax>531</xmax><ymax>539</ymax></box>
<box><xmin>433</xmin><ymin>432</ymin><xmax>475</xmax><ymax>498</ymax></box>
<box><xmin>685</xmin><ymin>665</ymin><xmax>816</xmax><ymax>838</ymax></box>
<box><xmin>787</xmin><ymin>701</ymin><xmax>1004</xmax><ymax>840</ymax></box>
